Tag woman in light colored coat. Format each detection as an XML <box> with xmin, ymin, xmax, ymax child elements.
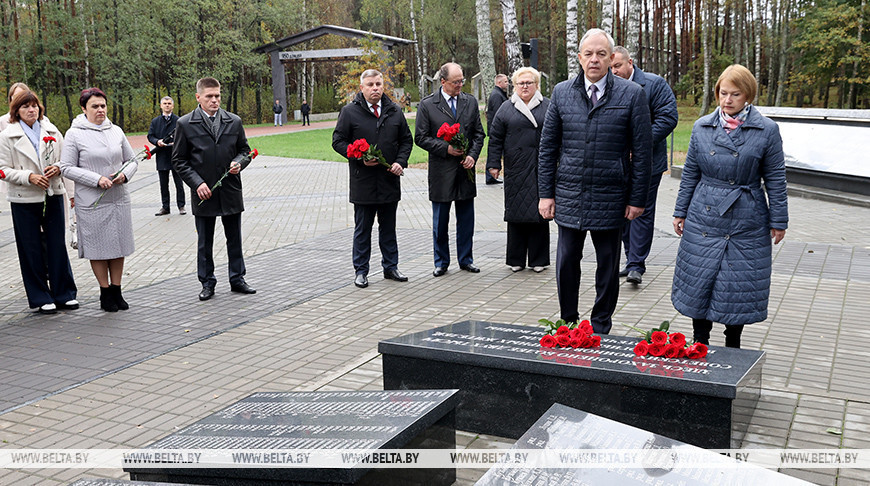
<box><xmin>0</xmin><ymin>90</ymin><xmax>78</xmax><ymax>313</ymax></box>
<box><xmin>60</xmin><ymin>88</ymin><xmax>137</xmax><ymax>312</ymax></box>
<box><xmin>672</xmin><ymin>65</ymin><xmax>788</xmax><ymax>348</ymax></box>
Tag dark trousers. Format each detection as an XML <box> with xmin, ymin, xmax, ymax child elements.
<box><xmin>506</xmin><ymin>222</ymin><xmax>550</xmax><ymax>267</ymax></box>
<box><xmin>692</xmin><ymin>318</ymin><xmax>745</xmax><ymax>348</ymax></box>
<box><xmin>158</xmin><ymin>169</ymin><xmax>186</xmax><ymax>210</ymax></box>
<box><xmin>622</xmin><ymin>172</ymin><xmax>662</xmax><ymax>273</ymax></box>
<box><xmin>556</xmin><ymin>226</ymin><xmax>622</xmax><ymax>334</ymax></box>
<box><xmin>194</xmin><ymin>213</ymin><xmax>245</xmax><ymax>288</ymax></box>
<box><xmin>432</xmin><ymin>199</ymin><xmax>474</xmax><ymax>268</ymax></box>
<box><xmin>353</xmin><ymin>202</ymin><xmax>399</xmax><ymax>275</ymax></box>
<box><xmin>301</xmin><ymin>114</ymin><xmax>310</xmax><ymax>125</ymax></box>
<box><xmin>11</xmin><ymin>196</ymin><xmax>77</xmax><ymax>308</ymax></box>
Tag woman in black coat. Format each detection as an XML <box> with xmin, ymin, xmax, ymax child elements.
<box><xmin>487</xmin><ymin>67</ymin><xmax>551</xmax><ymax>272</ymax></box>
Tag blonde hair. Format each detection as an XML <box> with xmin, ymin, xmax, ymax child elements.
<box><xmin>715</xmin><ymin>65</ymin><xmax>757</xmax><ymax>104</ymax></box>
<box><xmin>511</xmin><ymin>67</ymin><xmax>541</xmax><ymax>86</ymax></box>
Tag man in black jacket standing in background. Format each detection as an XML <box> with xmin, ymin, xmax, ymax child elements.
<box><xmin>172</xmin><ymin>77</ymin><xmax>255</xmax><ymax>301</ymax></box>
<box><xmin>484</xmin><ymin>74</ymin><xmax>508</xmax><ymax>185</ymax></box>
<box><xmin>148</xmin><ymin>96</ymin><xmax>184</xmax><ymax>216</ymax></box>
<box><xmin>332</xmin><ymin>69</ymin><xmax>413</xmax><ymax>289</ymax></box>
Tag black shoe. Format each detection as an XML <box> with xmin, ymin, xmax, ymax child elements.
<box><xmin>100</xmin><ymin>287</ymin><xmax>119</xmax><ymax>312</ymax></box>
<box><xmin>433</xmin><ymin>267</ymin><xmax>448</xmax><ymax>277</ymax></box>
<box><xmin>460</xmin><ymin>263</ymin><xmax>480</xmax><ymax>273</ymax></box>
<box><xmin>155</xmin><ymin>208</ymin><xmax>170</xmax><ymax>216</ymax></box>
<box><xmin>231</xmin><ymin>281</ymin><xmax>257</xmax><ymax>294</ymax></box>
<box><xmin>627</xmin><ymin>270</ymin><xmax>642</xmax><ymax>284</ymax></box>
<box><xmin>178</xmin><ymin>207</ymin><xmax>187</xmax><ymax>215</ymax></box>
<box><xmin>618</xmin><ymin>267</ymin><xmax>629</xmax><ymax>278</ymax></box>
<box><xmin>199</xmin><ymin>286</ymin><xmax>215</xmax><ymax>301</ymax></box>
<box><xmin>354</xmin><ymin>274</ymin><xmax>369</xmax><ymax>288</ymax></box>
<box><xmin>383</xmin><ymin>269</ymin><xmax>408</xmax><ymax>282</ymax></box>
<box><xmin>110</xmin><ymin>284</ymin><xmax>129</xmax><ymax>310</ymax></box>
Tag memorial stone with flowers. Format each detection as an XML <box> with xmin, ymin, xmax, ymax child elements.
<box><xmin>380</xmin><ymin>320</ymin><xmax>764</xmax><ymax>448</ymax></box>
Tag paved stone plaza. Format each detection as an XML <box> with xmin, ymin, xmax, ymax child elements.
<box><xmin>1</xmin><ymin>125</ymin><xmax>869</xmax><ymax>484</ymax></box>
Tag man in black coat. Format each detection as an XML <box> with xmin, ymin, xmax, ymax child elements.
<box><xmin>611</xmin><ymin>46</ymin><xmax>678</xmax><ymax>286</ymax></box>
<box><xmin>415</xmin><ymin>62</ymin><xmax>486</xmax><ymax>277</ymax></box>
<box><xmin>148</xmin><ymin>96</ymin><xmax>184</xmax><ymax>216</ymax></box>
<box><xmin>484</xmin><ymin>74</ymin><xmax>508</xmax><ymax>185</ymax></box>
<box><xmin>301</xmin><ymin>100</ymin><xmax>311</xmax><ymax>126</ymax></box>
<box><xmin>538</xmin><ymin>29</ymin><xmax>652</xmax><ymax>334</ymax></box>
<box><xmin>172</xmin><ymin>77</ymin><xmax>255</xmax><ymax>301</ymax></box>
<box><xmin>332</xmin><ymin>69</ymin><xmax>413</xmax><ymax>289</ymax></box>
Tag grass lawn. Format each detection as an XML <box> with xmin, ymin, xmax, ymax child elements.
<box><xmin>254</xmin><ymin>101</ymin><xmax>703</xmax><ymax>167</ymax></box>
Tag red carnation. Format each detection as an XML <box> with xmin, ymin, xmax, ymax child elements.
<box><xmin>144</xmin><ymin>146</ymin><xmax>153</xmax><ymax>160</ymax></box>
<box><xmin>556</xmin><ymin>325</ymin><xmax>570</xmax><ymax>335</ymax></box>
<box><xmin>590</xmin><ymin>335</ymin><xmax>601</xmax><ymax>346</ymax></box>
<box><xmin>665</xmin><ymin>344</ymin><xmax>682</xmax><ymax>358</ymax></box>
<box><xmin>437</xmin><ymin>122</ymin><xmax>456</xmax><ymax>142</ymax></box>
<box><xmin>357</xmin><ymin>139</ymin><xmax>370</xmax><ymax>152</ymax></box>
<box><xmin>569</xmin><ymin>337</ymin><xmax>584</xmax><ymax>348</ymax></box>
<box><xmin>669</xmin><ymin>332</ymin><xmax>687</xmax><ymax>347</ymax></box>
<box><xmin>649</xmin><ymin>343</ymin><xmax>666</xmax><ymax>357</ymax></box>
<box><xmin>633</xmin><ymin>341</ymin><xmax>649</xmax><ymax>356</ymax></box>
<box><xmin>651</xmin><ymin>331</ymin><xmax>668</xmax><ymax>345</ymax></box>
<box><xmin>556</xmin><ymin>334</ymin><xmax>571</xmax><ymax>347</ymax></box>
<box><xmin>43</xmin><ymin>136</ymin><xmax>57</xmax><ymax>143</ymax></box>
<box><xmin>251</xmin><ymin>149</ymin><xmax>259</xmax><ymax>159</ymax></box>
<box><xmin>540</xmin><ymin>334</ymin><xmax>557</xmax><ymax>348</ymax></box>
<box><xmin>686</xmin><ymin>343</ymin><xmax>708</xmax><ymax>359</ymax></box>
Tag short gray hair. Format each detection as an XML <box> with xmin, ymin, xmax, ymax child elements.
<box><xmin>360</xmin><ymin>69</ymin><xmax>383</xmax><ymax>84</ymax></box>
<box><xmin>579</xmin><ymin>28</ymin><xmax>614</xmax><ymax>53</ymax></box>
<box><xmin>160</xmin><ymin>96</ymin><xmax>174</xmax><ymax>103</ymax></box>
<box><xmin>494</xmin><ymin>74</ymin><xmax>508</xmax><ymax>83</ymax></box>
<box><xmin>439</xmin><ymin>62</ymin><xmax>462</xmax><ymax>80</ymax></box>
<box><xmin>613</xmin><ymin>46</ymin><xmax>632</xmax><ymax>60</ymax></box>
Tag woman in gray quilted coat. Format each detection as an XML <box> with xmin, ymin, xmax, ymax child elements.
<box><xmin>60</xmin><ymin>88</ymin><xmax>138</xmax><ymax>312</ymax></box>
<box><xmin>672</xmin><ymin>65</ymin><xmax>788</xmax><ymax>348</ymax></box>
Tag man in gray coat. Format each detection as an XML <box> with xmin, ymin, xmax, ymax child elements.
<box><xmin>611</xmin><ymin>46</ymin><xmax>679</xmax><ymax>285</ymax></box>
<box><xmin>538</xmin><ymin>29</ymin><xmax>652</xmax><ymax>334</ymax></box>
<box><xmin>172</xmin><ymin>77</ymin><xmax>255</xmax><ymax>301</ymax></box>
<box><xmin>415</xmin><ymin>62</ymin><xmax>486</xmax><ymax>277</ymax></box>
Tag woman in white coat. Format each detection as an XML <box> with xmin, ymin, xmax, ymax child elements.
<box><xmin>60</xmin><ymin>88</ymin><xmax>137</xmax><ymax>312</ymax></box>
<box><xmin>0</xmin><ymin>90</ymin><xmax>78</xmax><ymax>313</ymax></box>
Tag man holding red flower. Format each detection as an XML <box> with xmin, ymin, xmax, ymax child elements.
<box><xmin>415</xmin><ymin>62</ymin><xmax>486</xmax><ymax>277</ymax></box>
<box><xmin>332</xmin><ymin>69</ymin><xmax>413</xmax><ymax>288</ymax></box>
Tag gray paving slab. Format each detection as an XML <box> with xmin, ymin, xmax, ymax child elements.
<box><xmin>0</xmin><ymin>148</ymin><xmax>868</xmax><ymax>485</ymax></box>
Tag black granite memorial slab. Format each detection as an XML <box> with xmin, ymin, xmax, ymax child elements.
<box><xmin>124</xmin><ymin>389</ymin><xmax>458</xmax><ymax>485</ymax></box>
<box><xmin>474</xmin><ymin>403</ymin><xmax>812</xmax><ymax>486</ymax></box>
<box><xmin>379</xmin><ymin>321</ymin><xmax>763</xmax><ymax>448</ymax></box>
<box><xmin>69</xmin><ymin>480</ymin><xmax>197</xmax><ymax>486</ymax></box>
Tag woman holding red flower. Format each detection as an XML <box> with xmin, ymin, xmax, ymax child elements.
<box><xmin>0</xmin><ymin>89</ymin><xmax>78</xmax><ymax>313</ymax></box>
<box><xmin>60</xmin><ymin>88</ymin><xmax>138</xmax><ymax>312</ymax></box>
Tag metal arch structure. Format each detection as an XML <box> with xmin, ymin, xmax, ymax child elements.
<box><xmin>253</xmin><ymin>25</ymin><xmax>415</xmax><ymax>114</ymax></box>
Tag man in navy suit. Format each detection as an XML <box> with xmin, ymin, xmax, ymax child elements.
<box><xmin>611</xmin><ymin>46</ymin><xmax>679</xmax><ymax>285</ymax></box>
<box><xmin>148</xmin><ymin>96</ymin><xmax>184</xmax><ymax>216</ymax></box>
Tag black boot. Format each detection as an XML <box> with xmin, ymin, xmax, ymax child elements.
<box><xmin>724</xmin><ymin>325</ymin><xmax>744</xmax><ymax>348</ymax></box>
<box><xmin>100</xmin><ymin>287</ymin><xmax>118</xmax><ymax>312</ymax></box>
<box><xmin>692</xmin><ymin>318</ymin><xmax>713</xmax><ymax>345</ymax></box>
<box><xmin>110</xmin><ymin>284</ymin><xmax>129</xmax><ymax>310</ymax></box>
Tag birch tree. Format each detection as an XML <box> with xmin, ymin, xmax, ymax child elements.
<box><xmin>601</xmin><ymin>0</ymin><xmax>614</xmax><ymax>34</ymax></box>
<box><xmin>476</xmin><ymin>0</ymin><xmax>497</xmax><ymax>98</ymax></box>
<box><xmin>567</xmin><ymin>0</ymin><xmax>580</xmax><ymax>78</ymax></box>
<box><xmin>625</xmin><ymin>0</ymin><xmax>641</xmax><ymax>56</ymax></box>
<box><xmin>501</xmin><ymin>0</ymin><xmax>525</xmax><ymax>74</ymax></box>
<box><xmin>410</xmin><ymin>0</ymin><xmax>424</xmax><ymax>96</ymax></box>
<box><xmin>700</xmin><ymin>0</ymin><xmax>711</xmax><ymax>114</ymax></box>
<box><xmin>775</xmin><ymin>0</ymin><xmax>790</xmax><ymax>106</ymax></box>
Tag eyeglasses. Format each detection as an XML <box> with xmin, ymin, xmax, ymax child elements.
<box><xmin>516</xmin><ymin>81</ymin><xmax>536</xmax><ymax>87</ymax></box>
<box><xmin>447</xmin><ymin>78</ymin><xmax>466</xmax><ymax>86</ymax></box>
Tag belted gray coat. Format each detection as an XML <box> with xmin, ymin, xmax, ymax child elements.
<box><xmin>671</xmin><ymin>106</ymin><xmax>788</xmax><ymax>325</ymax></box>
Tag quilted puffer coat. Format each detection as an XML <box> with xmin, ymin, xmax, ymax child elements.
<box><xmin>486</xmin><ymin>97</ymin><xmax>550</xmax><ymax>223</ymax></box>
<box><xmin>671</xmin><ymin>106</ymin><xmax>788</xmax><ymax>325</ymax></box>
<box><xmin>538</xmin><ymin>71</ymin><xmax>652</xmax><ymax>230</ymax></box>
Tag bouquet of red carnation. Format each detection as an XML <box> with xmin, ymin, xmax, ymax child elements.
<box><xmin>346</xmin><ymin>138</ymin><xmax>396</xmax><ymax>174</ymax></box>
<box><xmin>436</xmin><ymin>122</ymin><xmax>474</xmax><ymax>182</ymax></box>
<box><xmin>199</xmin><ymin>149</ymin><xmax>258</xmax><ymax>205</ymax></box>
<box><xmin>41</xmin><ymin>136</ymin><xmax>58</xmax><ymax>216</ymax></box>
<box><xmin>94</xmin><ymin>145</ymin><xmax>152</xmax><ymax>207</ymax></box>
<box><xmin>625</xmin><ymin>320</ymin><xmax>708</xmax><ymax>359</ymax></box>
<box><xmin>538</xmin><ymin>318</ymin><xmax>601</xmax><ymax>349</ymax></box>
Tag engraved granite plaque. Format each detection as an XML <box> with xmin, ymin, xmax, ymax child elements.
<box><xmin>124</xmin><ymin>389</ymin><xmax>458</xmax><ymax>485</ymax></box>
<box><xmin>69</xmin><ymin>480</ymin><xmax>196</xmax><ymax>486</ymax></box>
<box><xmin>380</xmin><ymin>321</ymin><xmax>763</xmax><ymax>448</ymax></box>
<box><xmin>475</xmin><ymin>403</ymin><xmax>811</xmax><ymax>486</ymax></box>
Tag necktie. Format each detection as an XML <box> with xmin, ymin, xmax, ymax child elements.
<box><xmin>372</xmin><ymin>104</ymin><xmax>379</xmax><ymax>118</ymax></box>
<box><xmin>208</xmin><ymin>115</ymin><xmax>218</xmax><ymax>138</ymax></box>
<box><xmin>164</xmin><ymin>115</ymin><xmax>170</xmax><ymax>122</ymax></box>
<box><xmin>589</xmin><ymin>85</ymin><xmax>599</xmax><ymax>107</ymax></box>
<box><xmin>449</xmin><ymin>97</ymin><xmax>457</xmax><ymax>118</ymax></box>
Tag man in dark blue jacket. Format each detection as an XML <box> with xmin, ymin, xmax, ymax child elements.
<box><xmin>538</xmin><ymin>29</ymin><xmax>652</xmax><ymax>334</ymax></box>
<box><xmin>611</xmin><ymin>46</ymin><xmax>679</xmax><ymax>285</ymax></box>
<box><xmin>332</xmin><ymin>69</ymin><xmax>413</xmax><ymax>289</ymax></box>
<box><xmin>148</xmin><ymin>96</ymin><xmax>184</xmax><ymax>216</ymax></box>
